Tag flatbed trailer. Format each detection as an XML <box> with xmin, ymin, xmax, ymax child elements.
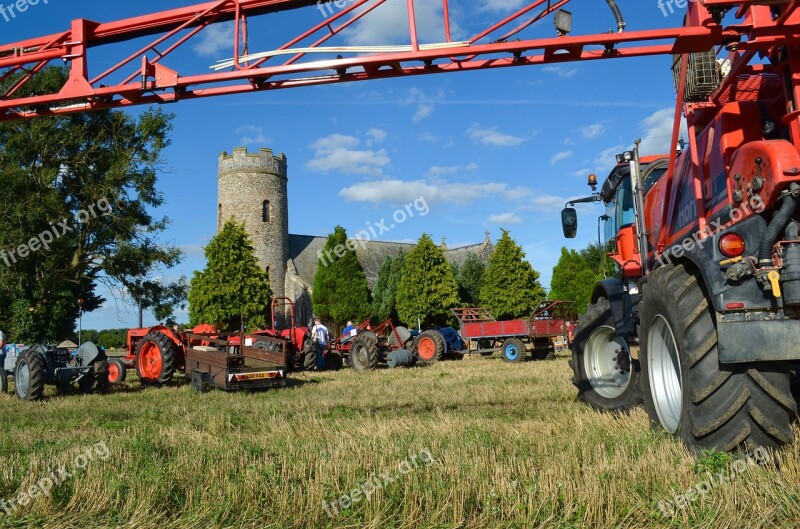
<box><xmin>183</xmin><ymin>332</ymin><xmax>288</xmax><ymax>392</ymax></box>
<box><xmin>452</xmin><ymin>301</ymin><xmax>577</xmax><ymax>362</ymax></box>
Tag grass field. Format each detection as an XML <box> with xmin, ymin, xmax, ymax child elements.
<box><xmin>1</xmin><ymin>354</ymin><xmax>799</xmax><ymax>529</ymax></box>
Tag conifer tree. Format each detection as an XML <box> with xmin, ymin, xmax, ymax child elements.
<box><xmin>396</xmin><ymin>234</ymin><xmax>460</xmax><ymax>327</ymax></box>
<box><xmin>312</xmin><ymin>226</ymin><xmax>371</xmax><ymax>325</ymax></box>
<box><xmin>480</xmin><ymin>230</ymin><xmax>545</xmax><ymax>319</ymax></box>
<box><xmin>188</xmin><ymin>219</ymin><xmax>272</xmax><ymax>331</ymax></box>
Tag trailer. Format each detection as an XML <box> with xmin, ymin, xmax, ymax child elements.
<box><xmin>183</xmin><ymin>331</ymin><xmax>288</xmax><ymax>393</ymax></box>
<box><xmin>451</xmin><ymin>301</ymin><xmax>577</xmax><ymax>362</ymax></box>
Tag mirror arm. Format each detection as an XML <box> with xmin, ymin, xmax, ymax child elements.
<box><xmin>565</xmin><ymin>195</ymin><xmax>601</xmax><ymax>208</ymax></box>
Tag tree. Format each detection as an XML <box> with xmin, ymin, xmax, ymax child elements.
<box><xmin>396</xmin><ymin>234</ymin><xmax>460</xmax><ymax>327</ymax></box>
<box><xmin>188</xmin><ymin>219</ymin><xmax>272</xmax><ymax>331</ymax></box>
<box><xmin>480</xmin><ymin>230</ymin><xmax>546</xmax><ymax>319</ymax></box>
<box><xmin>0</xmin><ymin>66</ymin><xmax>181</xmax><ymax>342</ymax></box>
<box><xmin>580</xmin><ymin>242</ymin><xmax>617</xmax><ymax>279</ymax></box>
<box><xmin>311</xmin><ymin>226</ymin><xmax>371</xmax><ymax>326</ymax></box>
<box><xmin>549</xmin><ymin>248</ymin><xmax>599</xmax><ymax>312</ymax></box>
<box><xmin>371</xmin><ymin>252</ymin><xmax>405</xmax><ymax>322</ymax></box>
<box><xmin>453</xmin><ymin>253</ymin><xmax>486</xmax><ymax>306</ymax></box>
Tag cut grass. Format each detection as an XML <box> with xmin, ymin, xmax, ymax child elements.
<box><xmin>0</xmin><ymin>355</ymin><xmax>799</xmax><ymax>528</ymax></box>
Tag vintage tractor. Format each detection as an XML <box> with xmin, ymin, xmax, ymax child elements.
<box><xmin>252</xmin><ymin>297</ymin><xmax>318</xmax><ymax>371</ymax></box>
<box><xmin>334</xmin><ymin>319</ymin><xmax>416</xmax><ymax>371</ymax></box>
<box><xmin>6</xmin><ymin>342</ymin><xmax>109</xmax><ymax>401</ymax></box>
<box><xmin>563</xmin><ymin>6</ymin><xmax>800</xmax><ymax>453</ymax></box>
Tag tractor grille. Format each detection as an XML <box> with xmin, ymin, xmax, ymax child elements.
<box><xmin>672</xmin><ymin>50</ymin><xmax>721</xmax><ymax>102</ymax></box>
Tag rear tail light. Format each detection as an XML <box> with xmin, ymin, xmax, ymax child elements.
<box><xmin>719</xmin><ymin>233</ymin><xmax>746</xmax><ymax>257</ymax></box>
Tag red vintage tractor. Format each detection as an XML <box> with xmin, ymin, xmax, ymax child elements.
<box><xmin>563</xmin><ymin>3</ymin><xmax>800</xmax><ymax>453</ymax></box>
<box><xmin>252</xmin><ymin>297</ymin><xmax>317</xmax><ymax>371</ymax></box>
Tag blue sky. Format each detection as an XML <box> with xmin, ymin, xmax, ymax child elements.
<box><xmin>2</xmin><ymin>0</ymin><xmax>688</xmax><ymax>330</ymax></box>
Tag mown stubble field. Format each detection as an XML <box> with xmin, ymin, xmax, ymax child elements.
<box><xmin>1</xmin><ymin>354</ymin><xmax>799</xmax><ymax>529</ymax></box>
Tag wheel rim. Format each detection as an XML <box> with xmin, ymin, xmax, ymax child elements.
<box><xmin>583</xmin><ymin>326</ymin><xmax>632</xmax><ymax>399</ymax></box>
<box><xmin>417</xmin><ymin>337</ymin><xmax>436</xmax><ymax>361</ymax></box>
<box><xmin>16</xmin><ymin>361</ymin><xmax>29</xmax><ymax>398</ymax></box>
<box><xmin>647</xmin><ymin>315</ymin><xmax>683</xmax><ymax>434</ymax></box>
<box><xmin>108</xmin><ymin>363</ymin><xmax>120</xmax><ymax>383</ymax></box>
<box><xmin>138</xmin><ymin>342</ymin><xmax>162</xmax><ymax>380</ymax></box>
<box><xmin>354</xmin><ymin>344</ymin><xmax>368</xmax><ymax>368</ymax></box>
<box><xmin>505</xmin><ymin>344</ymin><xmax>519</xmax><ymax>360</ymax></box>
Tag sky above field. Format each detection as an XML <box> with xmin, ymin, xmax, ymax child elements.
<box><xmin>2</xmin><ymin>0</ymin><xmax>690</xmax><ymax>330</ymax></box>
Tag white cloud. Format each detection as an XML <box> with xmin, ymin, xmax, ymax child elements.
<box><xmin>550</xmin><ymin>150</ymin><xmax>572</xmax><ymax>165</ymax></box>
<box><xmin>543</xmin><ymin>65</ymin><xmax>578</xmax><ymax>78</ymax></box>
<box><xmin>468</xmin><ymin>124</ymin><xmax>526</xmax><ymax>147</ymax></box>
<box><xmin>419</xmin><ymin>132</ymin><xmax>440</xmax><ymax>143</ymax></box>
<box><xmin>193</xmin><ymin>23</ymin><xmax>234</xmax><ymax>57</ymax></box>
<box><xmin>528</xmin><ymin>194</ymin><xmax>570</xmax><ymax>212</ymax></box>
<box><xmin>579</xmin><ymin>123</ymin><xmax>606</xmax><ymax>139</ymax></box>
<box><xmin>638</xmin><ymin>108</ymin><xmax>688</xmax><ymax>155</ymax></box>
<box><xmin>595</xmin><ymin>144</ymin><xmax>626</xmax><ymax>171</ymax></box>
<box><xmin>306</xmin><ymin>133</ymin><xmax>390</xmax><ymax>176</ymax></box>
<box><xmin>465</xmin><ymin>162</ymin><xmax>479</xmax><ymax>172</ymax></box>
<box><xmin>480</xmin><ymin>0</ymin><xmax>525</xmax><ymax>11</ymax></box>
<box><xmin>403</xmin><ymin>88</ymin><xmax>440</xmax><ymax>123</ymax></box>
<box><xmin>344</xmin><ymin>0</ymin><xmax>459</xmax><ymax>45</ymax></box>
<box><xmin>340</xmin><ymin>179</ymin><xmax>532</xmax><ymax>206</ymax></box>
<box><xmin>236</xmin><ymin>125</ymin><xmax>270</xmax><ymax>146</ymax></box>
<box><xmin>366</xmin><ymin>128</ymin><xmax>387</xmax><ymax>146</ymax></box>
<box><xmin>488</xmin><ymin>212</ymin><xmax>523</xmax><ymax>224</ymax></box>
<box><xmin>425</xmin><ymin>163</ymin><xmax>478</xmax><ymax>178</ymax></box>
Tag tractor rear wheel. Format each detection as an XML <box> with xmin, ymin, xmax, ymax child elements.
<box><xmin>135</xmin><ymin>332</ymin><xmax>178</xmax><ymax>386</ymax></box>
<box><xmin>570</xmin><ymin>297</ymin><xmax>641</xmax><ymax>412</ymax></box>
<box><xmin>501</xmin><ymin>338</ymin><xmax>525</xmax><ymax>363</ymax></box>
<box><xmin>1</xmin><ymin>366</ymin><xmax>7</xmax><ymax>393</ymax></box>
<box><xmin>351</xmin><ymin>331</ymin><xmax>379</xmax><ymax>371</ymax></box>
<box><xmin>80</xmin><ymin>359</ymin><xmax>110</xmax><ymax>394</ymax></box>
<box><xmin>107</xmin><ymin>358</ymin><xmax>127</xmax><ymax>385</ymax></box>
<box><xmin>14</xmin><ymin>347</ymin><xmax>46</xmax><ymax>401</ymax></box>
<box><xmin>303</xmin><ymin>351</ymin><xmax>317</xmax><ymax>371</ymax></box>
<box><xmin>415</xmin><ymin>330</ymin><xmax>445</xmax><ymax>363</ymax></box>
<box><xmin>640</xmin><ymin>264</ymin><xmax>797</xmax><ymax>453</ymax></box>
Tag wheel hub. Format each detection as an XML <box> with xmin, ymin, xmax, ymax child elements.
<box><xmin>17</xmin><ymin>362</ymin><xmax>29</xmax><ymax>397</ymax></box>
<box><xmin>583</xmin><ymin>326</ymin><xmax>632</xmax><ymax>399</ymax></box>
<box><xmin>647</xmin><ymin>315</ymin><xmax>683</xmax><ymax>434</ymax></box>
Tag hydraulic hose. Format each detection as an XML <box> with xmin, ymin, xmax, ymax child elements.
<box><xmin>758</xmin><ymin>193</ymin><xmax>798</xmax><ymax>265</ymax></box>
<box><xmin>605</xmin><ymin>0</ymin><xmax>626</xmax><ymax>32</ymax></box>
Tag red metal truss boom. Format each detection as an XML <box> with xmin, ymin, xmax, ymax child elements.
<box><xmin>0</xmin><ymin>0</ymin><xmax>799</xmax><ymax>121</ymax></box>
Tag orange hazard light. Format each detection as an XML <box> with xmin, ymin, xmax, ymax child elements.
<box><xmin>719</xmin><ymin>233</ymin><xmax>746</xmax><ymax>258</ymax></box>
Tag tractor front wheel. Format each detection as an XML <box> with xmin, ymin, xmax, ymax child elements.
<box><xmin>107</xmin><ymin>358</ymin><xmax>127</xmax><ymax>385</ymax></box>
<box><xmin>80</xmin><ymin>359</ymin><xmax>110</xmax><ymax>394</ymax></box>
<box><xmin>325</xmin><ymin>352</ymin><xmax>344</xmax><ymax>371</ymax></box>
<box><xmin>501</xmin><ymin>338</ymin><xmax>525</xmax><ymax>363</ymax></box>
<box><xmin>135</xmin><ymin>332</ymin><xmax>178</xmax><ymax>386</ymax></box>
<box><xmin>640</xmin><ymin>264</ymin><xmax>797</xmax><ymax>453</ymax></box>
<box><xmin>570</xmin><ymin>297</ymin><xmax>641</xmax><ymax>412</ymax></box>
<box><xmin>350</xmin><ymin>331</ymin><xmax>379</xmax><ymax>371</ymax></box>
<box><xmin>14</xmin><ymin>347</ymin><xmax>46</xmax><ymax>401</ymax></box>
<box><xmin>1</xmin><ymin>368</ymin><xmax>7</xmax><ymax>393</ymax></box>
<box><xmin>415</xmin><ymin>330</ymin><xmax>445</xmax><ymax>363</ymax></box>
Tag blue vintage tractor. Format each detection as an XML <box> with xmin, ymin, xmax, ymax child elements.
<box><xmin>3</xmin><ymin>342</ymin><xmax>109</xmax><ymax>401</ymax></box>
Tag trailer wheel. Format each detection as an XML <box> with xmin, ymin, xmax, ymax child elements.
<box><xmin>640</xmin><ymin>264</ymin><xmax>797</xmax><ymax>453</ymax></box>
<box><xmin>14</xmin><ymin>347</ymin><xmax>46</xmax><ymax>401</ymax></box>
<box><xmin>135</xmin><ymin>332</ymin><xmax>178</xmax><ymax>386</ymax></box>
<box><xmin>501</xmin><ymin>338</ymin><xmax>525</xmax><ymax>363</ymax></box>
<box><xmin>80</xmin><ymin>359</ymin><xmax>110</xmax><ymax>394</ymax></box>
<box><xmin>415</xmin><ymin>330</ymin><xmax>445</xmax><ymax>362</ymax></box>
<box><xmin>107</xmin><ymin>358</ymin><xmax>127</xmax><ymax>385</ymax></box>
<box><xmin>351</xmin><ymin>331</ymin><xmax>379</xmax><ymax>371</ymax></box>
<box><xmin>570</xmin><ymin>298</ymin><xmax>641</xmax><ymax>412</ymax></box>
<box><xmin>325</xmin><ymin>352</ymin><xmax>344</xmax><ymax>371</ymax></box>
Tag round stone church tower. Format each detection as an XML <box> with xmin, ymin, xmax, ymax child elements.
<box><xmin>217</xmin><ymin>147</ymin><xmax>289</xmax><ymax>300</ymax></box>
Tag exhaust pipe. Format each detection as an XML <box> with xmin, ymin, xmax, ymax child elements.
<box><xmin>782</xmin><ymin>221</ymin><xmax>800</xmax><ymax>308</ymax></box>
<box><xmin>758</xmin><ymin>191</ymin><xmax>798</xmax><ymax>266</ymax></box>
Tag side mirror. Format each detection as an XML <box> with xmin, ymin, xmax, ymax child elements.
<box><xmin>561</xmin><ymin>207</ymin><xmax>578</xmax><ymax>238</ymax></box>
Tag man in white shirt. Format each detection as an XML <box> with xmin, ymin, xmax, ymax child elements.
<box><xmin>310</xmin><ymin>317</ymin><xmax>330</xmax><ymax>371</ymax></box>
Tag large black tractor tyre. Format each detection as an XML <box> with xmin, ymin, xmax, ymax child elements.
<box><xmin>14</xmin><ymin>347</ymin><xmax>47</xmax><ymax>401</ymax></box>
<box><xmin>640</xmin><ymin>264</ymin><xmax>797</xmax><ymax>453</ymax></box>
<box><xmin>350</xmin><ymin>331</ymin><xmax>379</xmax><ymax>371</ymax></box>
<box><xmin>135</xmin><ymin>332</ymin><xmax>178</xmax><ymax>386</ymax></box>
<box><xmin>414</xmin><ymin>330</ymin><xmax>446</xmax><ymax>363</ymax></box>
<box><xmin>325</xmin><ymin>351</ymin><xmax>344</xmax><ymax>371</ymax></box>
<box><xmin>501</xmin><ymin>338</ymin><xmax>526</xmax><ymax>363</ymax></box>
<box><xmin>80</xmin><ymin>359</ymin><xmax>110</xmax><ymax>394</ymax></box>
<box><xmin>569</xmin><ymin>297</ymin><xmax>642</xmax><ymax>412</ymax></box>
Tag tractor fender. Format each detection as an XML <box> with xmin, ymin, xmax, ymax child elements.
<box><xmin>78</xmin><ymin>342</ymin><xmax>105</xmax><ymax>365</ymax></box>
<box><xmin>591</xmin><ymin>278</ymin><xmax>638</xmax><ymax>338</ymax></box>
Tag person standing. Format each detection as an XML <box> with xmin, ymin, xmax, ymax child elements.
<box><xmin>310</xmin><ymin>317</ymin><xmax>330</xmax><ymax>371</ymax></box>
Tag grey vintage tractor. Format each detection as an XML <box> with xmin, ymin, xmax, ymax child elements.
<box><xmin>3</xmin><ymin>342</ymin><xmax>109</xmax><ymax>401</ymax></box>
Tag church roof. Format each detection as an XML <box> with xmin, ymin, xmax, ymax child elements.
<box><xmin>287</xmin><ymin>233</ymin><xmax>494</xmax><ymax>288</ymax></box>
